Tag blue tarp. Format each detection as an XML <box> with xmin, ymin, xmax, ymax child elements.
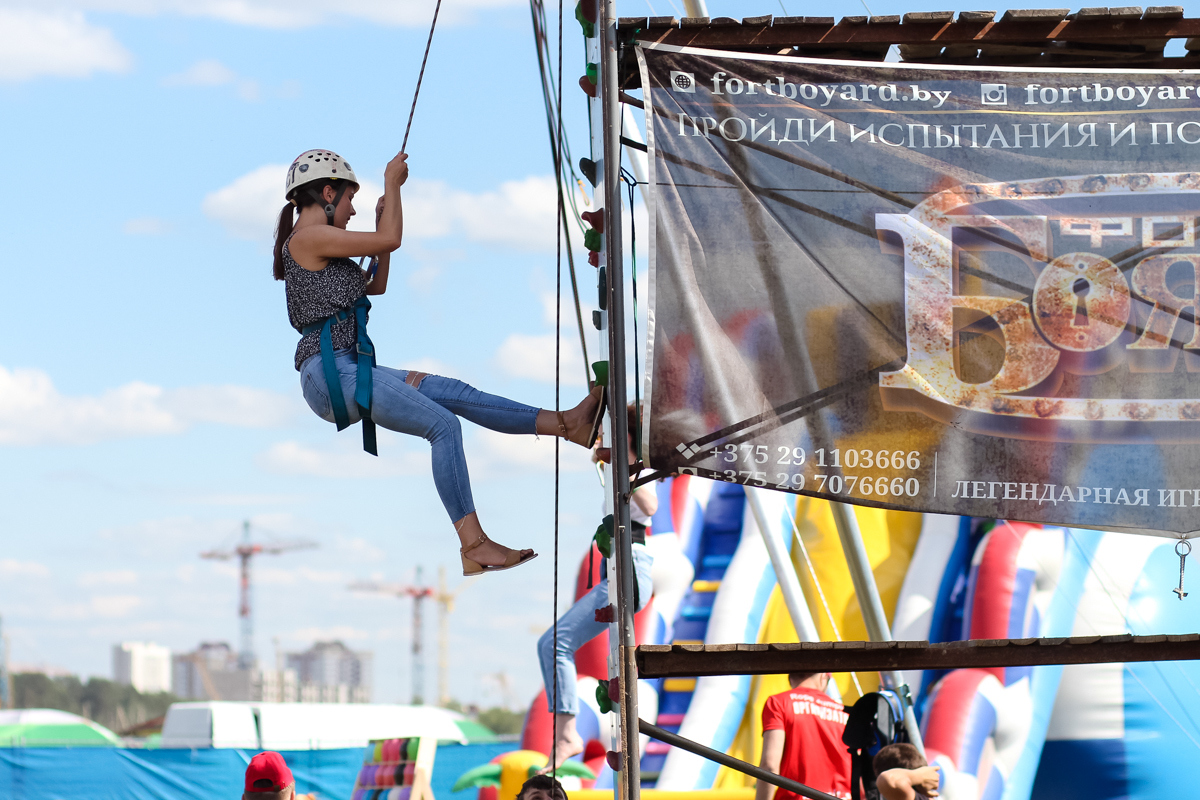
<box><xmin>0</xmin><ymin>741</ymin><xmax>512</xmax><ymax>800</ymax></box>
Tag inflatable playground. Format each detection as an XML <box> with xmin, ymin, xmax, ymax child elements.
<box><xmin>455</xmin><ymin>474</ymin><xmax>1200</xmax><ymax>800</ymax></box>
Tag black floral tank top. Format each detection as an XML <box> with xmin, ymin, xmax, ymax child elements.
<box><xmin>283</xmin><ymin>235</ymin><xmax>369</xmax><ymax>370</ymax></box>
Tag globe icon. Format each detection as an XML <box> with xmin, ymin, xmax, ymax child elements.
<box><xmin>674</xmin><ymin>74</ymin><xmax>692</xmax><ymax>90</ymax></box>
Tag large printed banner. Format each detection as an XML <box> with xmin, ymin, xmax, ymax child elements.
<box><xmin>639</xmin><ymin>43</ymin><xmax>1200</xmax><ymax>536</ymax></box>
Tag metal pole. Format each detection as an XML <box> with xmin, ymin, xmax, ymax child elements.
<box><xmin>681</xmin><ymin>0</ymin><xmax>708</xmax><ymax>17</ymax></box>
<box><xmin>745</xmin><ymin>489</ymin><xmax>821</xmax><ymax>644</ymax></box>
<box><xmin>239</xmin><ymin>520</ymin><xmax>254</xmax><ymax>670</ymax></box>
<box><xmin>600</xmin><ymin>0</ymin><xmax>640</xmax><ymax>795</ymax></box>
<box><xmin>413</xmin><ymin>567</ymin><xmax>425</xmax><ymax>705</ymax></box>
<box><xmin>828</xmin><ymin>503</ymin><xmax>926</xmax><ymax>756</ymax></box>
<box><xmin>640</xmin><ymin>720</ymin><xmax>840</xmax><ymax>800</ymax></box>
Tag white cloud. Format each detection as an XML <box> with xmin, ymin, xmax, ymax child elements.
<box><xmin>405</xmin><ymin>176</ymin><xmax>559</xmax><ymax>251</ymax></box>
<box><xmin>201</xmin><ymin>164</ymin><xmax>288</xmax><ymax>240</ymax></box>
<box><xmin>162</xmin><ymin>59</ymin><xmax>260</xmax><ymax>100</ymax></box>
<box><xmin>78</xmin><ymin>569</ymin><xmax>138</xmax><ymax>587</ymax></box>
<box><xmin>472</xmin><ymin>428</ymin><xmax>592</xmax><ymax>474</ymax></box>
<box><xmin>90</xmin><ymin>595</ymin><xmax>142</xmax><ymax>618</ymax></box>
<box><xmin>257</xmin><ymin>439</ymin><xmax>425</xmax><ymax>479</ymax></box>
<box><xmin>3</xmin><ymin>0</ymin><xmax>522</xmax><ymax>29</ymax></box>
<box><xmin>336</xmin><ymin>536</ymin><xmax>386</xmax><ymax>562</ymax></box>
<box><xmin>0</xmin><ymin>364</ymin><xmax>295</xmax><ymax>446</ymax></box>
<box><xmin>122</xmin><ymin>217</ymin><xmax>171</xmax><ymax>235</ymax></box>
<box><xmin>0</xmin><ymin>559</ymin><xmax>50</xmax><ymax>578</ymax></box>
<box><xmin>252</xmin><ymin>565</ymin><xmax>346</xmax><ymax>586</ymax></box>
<box><xmin>202</xmin><ymin>164</ymin><xmax>383</xmax><ymax>241</ymax></box>
<box><xmin>494</xmin><ymin>333</ymin><xmax>586</xmax><ymax>386</ymax></box>
<box><xmin>0</xmin><ymin>10</ymin><xmax>131</xmax><ymax>82</ymax></box>
<box><xmin>48</xmin><ymin>594</ymin><xmax>142</xmax><ymax>620</ymax></box>
<box><xmin>202</xmin><ymin>165</ymin><xmax>556</xmax><ymax>251</ymax></box>
<box><xmin>162</xmin><ymin>58</ymin><xmax>233</xmax><ymax>86</ymax></box>
<box><xmin>287</xmin><ymin>626</ymin><xmax>370</xmax><ymax>642</ymax></box>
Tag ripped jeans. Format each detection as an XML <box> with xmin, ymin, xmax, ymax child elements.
<box><xmin>300</xmin><ymin>349</ymin><xmax>540</xmax><ymax>521</ymax></box>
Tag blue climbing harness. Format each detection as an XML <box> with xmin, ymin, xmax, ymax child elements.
<box><xmin>302</xmin><ymin>295</ymin><xmax>378</xmax><ymax>456</ymax></box>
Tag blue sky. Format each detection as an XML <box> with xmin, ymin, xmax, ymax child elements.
<box><xmin>0</xmin><ymin>0</ymin><xmax>1179</xmax><ymax>710</ymax></box>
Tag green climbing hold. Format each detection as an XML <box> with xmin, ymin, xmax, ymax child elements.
<box><xmin>596</xmin><ymin>681</ymin><xmax>613</xmax><ymax>713</ymax></box>
<box><xmin>593</xmin><ymin>514</ymin><xmax>614</xmax><ymax>558</ymax></box>
<box><xmin>584</xmin><ymin>228</ymin><xmax>603</xmax><ymax>252</ymax></box>
<box><xmin>592</xmin><ymin>360</ymin><xmax>609</xmax><ymax>387</ymax></box>
<box><xmin>575</xmin><ymin>2</ymin><xmax>595</xmax><ymax>38</ymax></box>
<box><xmin>586</xmin><ymin>62</ymin><xmax>598</xmax><ymax>85</ymax></box>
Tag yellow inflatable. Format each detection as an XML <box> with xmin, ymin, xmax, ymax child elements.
<box><xmin>713</xmin><ymin>499</ymin><xmax>922</xmax><ymax>788</ymax></box>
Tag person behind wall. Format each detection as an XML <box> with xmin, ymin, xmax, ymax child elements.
<box><xmin>275</xmin><ymin>149</ymin><xmax>603</xmax><ymax>576</ymax></box>
<box><xmin>537</xmin><ymin>404</ymin><xmax>657</xmax><ymax>766</ymax></box>
<box><xmin>873</xmin><ymin>743</ymin><xmax>940</xmax><ymax>800</ymax></box>
<box><xmin>517</xmin><ymin>774</ymin><xmax>568</xmax><ymax>800</ymax></box>
<box><xmin>756</xmin><ymin>672</ymin><xmax>853</xmax><ymax>800</ymax></box>
<box><xmin>243</xmin><ymin>751</ymin><xmax>315</xmax><ymax>800</ymax></box>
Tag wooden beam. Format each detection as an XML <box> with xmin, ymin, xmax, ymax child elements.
<box><xmin>619</xmin><ymin>11</ymin><xmax>1200</xmax><ymax>48</ymax></box>
<box><xmin>636</xmin><ymin>634</ymin><xmax>1200</xmax><ymax>678</ymax></box>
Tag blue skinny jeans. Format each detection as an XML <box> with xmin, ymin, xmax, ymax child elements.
<box><xmin>300</xmin><ymin>349</ymin><xmax>539</xmax><ymax>522</ymax></box>
<box><xmin>537</xmin><ymin>545</ymin><xmax>654</xmax><ymax>714</ymax></box>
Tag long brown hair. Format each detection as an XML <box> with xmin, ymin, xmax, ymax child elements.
<box><xmin>272</xmin><ymin>178</ymin><xmax>338</xmax><ymax>280</ymax></box>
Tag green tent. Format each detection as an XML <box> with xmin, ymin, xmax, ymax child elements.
<box><xmin>0</xmin><ymin>709</ymin><xmax>120</xmax><ymax>747</ymax></box>
<box><xmin>452</xmin><ymin>717</ymin><xmax>500</xmax><ymax>742</ymax></box>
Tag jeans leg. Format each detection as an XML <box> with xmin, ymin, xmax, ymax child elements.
<box><xmin>333</xmin><ymin>360</ymin><xmax>475</xmax><ymax>521</ymax></box>
<box><xmin>538</xmin><ymin>579</ymin><xmax>610</xmax><ymax>715</ymax></box>
<box><xmin>633</xmin><ymin>548</ymin><xmax>655</xmax><ymax>613</ymax></box>
<box><xmin>393</xmin><ymin>372</ymin><xmax>539</xmax><ymax>435</ymax></box>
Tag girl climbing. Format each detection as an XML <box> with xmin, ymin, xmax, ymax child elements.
<box><xmin>274</xmin><ymin>148</ymin><xmax>602</xmax><ymax>576</ymax></box>
<box><xmin>536</xmin><ymin>405</ymin><xmax>657</xmax><ymax>766</ymax></box>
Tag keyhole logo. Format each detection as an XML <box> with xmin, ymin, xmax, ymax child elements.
<box><xmin>877</xmin><ymin>172</ymin><xmax>1200</xmax><ymax>441</ymax></box>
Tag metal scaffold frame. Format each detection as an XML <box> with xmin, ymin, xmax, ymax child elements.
<box><xmin>593</xmin><ymin>5</ymin><xmax>1200</xmax><ymax>800</ymax></box>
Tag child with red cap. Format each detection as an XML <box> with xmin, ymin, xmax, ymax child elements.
<box><xmin>244</xmin><ymin>752</ymin><xmax>297</xmax><ymax>800</ymax></box>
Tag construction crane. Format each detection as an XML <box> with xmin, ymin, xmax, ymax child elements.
<box><xmin>349</xmin><ymin>566</ymin><xmax>474</xmax><ymax>706</ymax></box>
<box><xmin>200</xmin><ymin>520</ymin><xmax>318</xmax><ymax>670</ymax></box>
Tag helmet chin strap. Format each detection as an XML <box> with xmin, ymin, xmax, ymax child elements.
<box><xmin>306</xmin><ymin>182</ymin><xmax>349</xmax><ymax>226</ymax></box>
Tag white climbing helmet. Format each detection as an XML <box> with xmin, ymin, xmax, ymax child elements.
<box><xmin>285</xmin><ymin>149</ymin><xmax>359</xmax><ymax>204</ymax></box>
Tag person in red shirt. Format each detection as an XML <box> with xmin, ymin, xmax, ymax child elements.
<box><xmin>756</xmin><ymin>672</ymin><xmax>852</xmax><ymax>800</ymax></box>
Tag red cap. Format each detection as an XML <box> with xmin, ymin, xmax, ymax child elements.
<box><xmin>245</xmin><ymin>751</ymin><xmax>294</xmax><ymax>793</ymax></box>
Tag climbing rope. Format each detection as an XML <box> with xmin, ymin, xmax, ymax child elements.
<box><xmin>366</xmin><ymin>0</ymin><xmax>444</xmax><ymax>287</ymax></box>
<box><xmin>620</xmin><ymin>166</ymin><xmax>642</xmax><ymax>454</ymax></box>
<box><xmin>782</xmin><ymin>508</ymin><xmax>865</xmax><ymax>697</ymax></box>
<box><xmin>529</xmin><ymin>0</ymin><xmax>592</xmax><ymax>386</ymax></box>
<box><xmin>550</xmin><ymin>0</ymin><xmax>565</xmax><ymax>776</ymax></box>
<box><xmin>401</xmin><ymin>0</ymin><xmax>445</xmax><ymax>153</ymax></box>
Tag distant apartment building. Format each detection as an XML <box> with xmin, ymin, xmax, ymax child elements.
<box><xmin>286</xmin><ymin>641</ymin><xmax>372</xmax><ymax>704</ymax></box>
<box><xmin>172</xmin><ymin>640</ymin><xmax>368</xmax><ymax>703</ymax></box>
<box><xmin>172</xmin><ymin>642</ymin><xmax>250</xmax><ymax>700</ymax></box>
<box><xmin>112</xmin><ymin>641</ymin><xmax>172</xmax><ymax>694</ymax></box>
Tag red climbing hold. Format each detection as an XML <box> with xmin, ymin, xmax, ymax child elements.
<box><xmin>579</xmin><ymin>75</ymin><xmax>597</xmax><ymax>98</ymax></box>
<box><xmin>606</xmin><ymin>751</ymin><xmax>621</xmax><ymax>771</ymax></box>
<box><xmin>594</xmin><ymin>603</ymin><xmax>615</xmax><ymax>623</ymax></box>
<box><xmin>581</xmin><ymin>209</ymin><xmax>604</xmax><ymax>233</ymax></box>
<box><xmin>588</xmin><ymin>251</ymin><xmax>600</xmax><ymax>267</ymax></box>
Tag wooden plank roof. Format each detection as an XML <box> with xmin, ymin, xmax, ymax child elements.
<box><xmin>618</xmin><ymin>7</ymin><xmax>1200</xmax><ymax>81</ymax></box>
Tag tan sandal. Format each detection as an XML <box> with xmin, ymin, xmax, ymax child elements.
<box><xmin>460</xmin><ymin>532</ymin><xmax>538</xmax><ymax>576</ymax></box>
<box><xmin>558</xmin><ymin>385</ymin><xmax>606</xmax><ymax>449</ymax></box>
